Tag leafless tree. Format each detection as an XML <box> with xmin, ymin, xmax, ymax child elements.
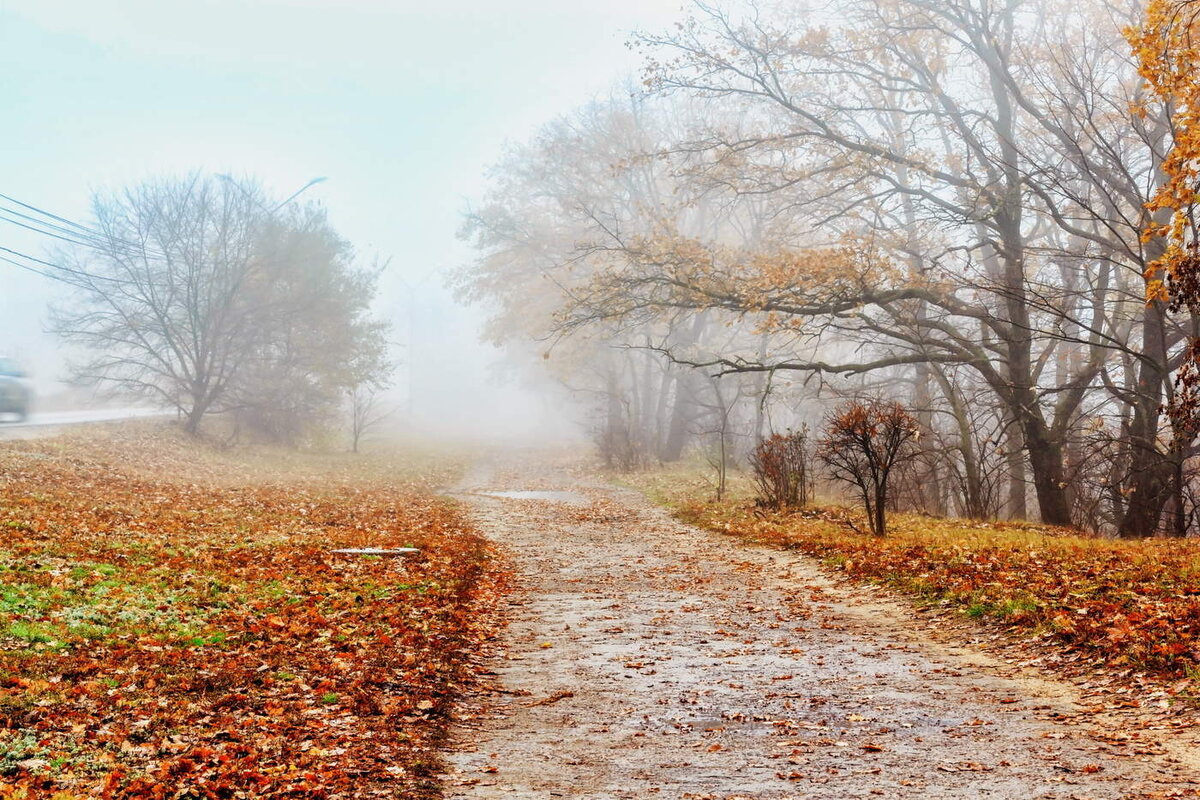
<box><xmin>818</xmin><ymin>400</ymin><xmax>921</xmax><ymax>536</ymax></box>
<box><xmin>349</xmin><ymin>385</ymin><xmax>393</xmax><ymax>453</ymax></box>
<box><xmin>51</xmin><ymin>175</ymin><xmax>271</xmax><ymax>433</ymax></box>
<box><xmin>53</xmin><ymin>173</ymin><xmax>389</xmax><ymax>440</ymax></box>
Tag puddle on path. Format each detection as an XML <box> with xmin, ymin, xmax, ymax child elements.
<box><xmin>477</xmin><ymin>490</ymin><xmax>589</xmax><ymax>505</ymax></box>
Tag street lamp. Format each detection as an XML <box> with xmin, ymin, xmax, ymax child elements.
<box><xmin>272</xmin><ymin>176</ymin><xmax>328</xmax><ymax>212</ymax></box>
<box><xmin>214</xmin><ymin>174</ymin><xmax>327</xmax><ymax>213</ymax></box>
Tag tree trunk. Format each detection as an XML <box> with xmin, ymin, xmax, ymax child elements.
<box><xmin>184</xmin><ymin>391</ymin><xmax>211</xmax><ymax>435</ymax></box>
<box><xmin>660</xmin><ymin>369</ymin><xmax>697</xmax><ymax>462</ymax></box>
<box><xmin>1118</xmin><ymin>300</ymin><xmax>1175</xmax><ymax>537</ymax></box>
<box><xmin>653</xmin><ymin>367</ymin><xmax>675</xmax><ymax>456</ymax></box>
<box><xmin>930</xmin><ymin>367</ymin><xmax>988</xmax><ymax>518</ymax></box>
<box><xmin>1001</xmin><ymin>415</ymin><xmax>1026</xmax><ymax>520</ymax></box>
<box><xmin>604</xmin><ymin>366</ymin><xmax>624</xmax><ymax>468</ymax></box>
<box><xmin>1023</xmin><ymin>420</ymin><xmax>1072</xmax><ymax>526</ymax></box>
<box><xmin>658</xmin><ymin>315</ymin><xmax>708</xmax><ymax>462</ymax></box>
<box><xmin>874</xmin><ymin>482</ymin><xmax>888</xmax><ymax>536</ymax></box>
<box><xmin>984</xmin><ymin>25</ymin><xmax>1074</xmax><ymax>529</ymax></box>
<box><xmin>1172</xmin><ymin>454</ymin><xmax>1188</xmax><ymax>538</ymax></box>
<box><xmin>1118</xmin><ymin>445</ymin><xmax>1173</xmax><ymax>538</ymax></box>
<box><xmin>913</xmin><ymin>364</ymin><xmax>945</xmax><ymax>515</ymax></box>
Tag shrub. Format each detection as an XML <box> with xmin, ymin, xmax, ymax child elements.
<box><xmin>750</xmin><ymin>429</ymin><xmax>812</xmax><ymax>509</ymax></box>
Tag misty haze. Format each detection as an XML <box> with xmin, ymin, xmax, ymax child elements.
<box><xmin>3</xmin><ymin>1</ymin><xmax>1200</xmax><ymax>797</ymax></box>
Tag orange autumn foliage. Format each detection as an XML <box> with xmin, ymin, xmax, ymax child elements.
<box><xmin>0</xmin><ymin>427</ymin><xmax>506</xmax><ymax>799</ymax></box>
<box><xmin>1129</xmin><ymin>0</ymin><xmax>1200</xmax><ymax>303</ymax></box>
<box><xmin>582</xmin><ymin>228</ymin><xmax>903</xmax><ymax>335</ymax></box>
<box><xmin>1128</xmin><ymin>0</ymin><xmax>1200</xmax><ymax>430</ymax></box>
<box><xmin>677</xmin><ymin>498</ymin><xmax>1200</xmax><ymax>681</ymax></box>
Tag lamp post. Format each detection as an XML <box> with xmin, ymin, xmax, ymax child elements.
<box><xmin>215</xmin><ymin>174</ymin><xmax>327</xmax><ymax>213</ymax></box>
<box><xmin>272</xmin><ymin>177</ymin><xmax>327</xmax><ymax>212</ymax></box>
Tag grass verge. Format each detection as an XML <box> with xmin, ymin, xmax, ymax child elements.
<box><xmin>628</xmin><ymin>463</ymin><xmax>1200</xmax><ymax>690</ymax></box>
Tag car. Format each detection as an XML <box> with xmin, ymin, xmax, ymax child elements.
<box><xmin>0</xmin><ymin>357</ymin><xmax>31</xmax><ymax>422</ymax></box>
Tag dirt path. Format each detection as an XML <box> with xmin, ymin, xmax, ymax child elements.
<box><xmin>442</xmin><ymin>454</ymin><xmax>1199</xmax><ymax>799</ymax></box>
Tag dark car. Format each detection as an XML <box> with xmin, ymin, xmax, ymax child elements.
<box><xmin>0</xmin><ymin>357</ymin><xmax>30</xmax><ymax>421</ymax></box>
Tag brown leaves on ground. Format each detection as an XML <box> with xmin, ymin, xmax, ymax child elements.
<box><xmin>675</xmin><ymin>498</ymin><xmax>1200</xmax><ymax>686</ymax></box>
<box><xmin>0</xmin><ymin>426</ymin><xmax>506</xmax><ymax>799</ymax></box>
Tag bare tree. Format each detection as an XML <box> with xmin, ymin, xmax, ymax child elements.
<box><xmin>818</xmin><ymin>400</ymin><xmax>921</xmax><ymax>536</ymax></box>
<box><xmin>694</xmin><ymin>374</ymin><xmax>743</xmax><ymax>500</ymax></box>
<box><xmin>52</xmin><ymin>175</ymin><xmax>269</xmax><ymax>433</ymax></box>
<box><xmin>349</xmin><ymin>384</ymin><xmax>393</xmax><ymax>453</ymax></box>
<box><xmin>346</xmin><ymin>322</ymin><xmax>394</xmax><ymax>453</ymax></box>
<box><xmin>53</xmin><ymin>173</ymin><xmax>389</xmax><ymax>440</ymax></box>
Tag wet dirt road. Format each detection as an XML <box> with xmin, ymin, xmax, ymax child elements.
<box><xmin>442</xmin><ymin>456</ymin><xmax>1199</xmax><ymax>799</ymax></box>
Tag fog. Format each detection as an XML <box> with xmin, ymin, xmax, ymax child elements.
<box><xmin>6</xmin><ymin>0</ymin><xmax>1200</xmax><ymax>537</ymax></box>
<box><xmin>7</xmin><ymin>4</ymin><xmax>1200</xmax><ymax>796</ymax></box>
<box><xmin>0</xmin><ymin>0</ymin><xmax>681</xmax><ymax>439</ymax></box>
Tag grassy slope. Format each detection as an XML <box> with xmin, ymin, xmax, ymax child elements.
<box><xmin>629</xmin><ymin>462</ymin><xmax>1200</xmax><ymax>690</ymax></box>
<box><xmin>0</xmin><ymin>424</ymin><xmax>505</xmax><ymax>799</ymax></box>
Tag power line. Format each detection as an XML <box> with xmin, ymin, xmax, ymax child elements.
<box><xmin>0</xmin><ymin>210</ymin><xmax>115</xmax><ymax>251</ymax></box>
<box><xmin>0</xmin><ymin>191</ymin><xmax>99</xmax><ymax>236</ymax></box>
<box><xmin>0</xmin><ymin>188</ymin><xmax>166</xmax><ymax>287</ymax></box>
<box><xmin>0</xmin><ymin>209</ymin><xmax>164</xmax><ymax>263</ymax></box>
<box><xmin>0</xmin><ymin>180</ymin><xmax>327</xmax><ymax>286</ymax></box>
<box><xmin>0</xmin><ymin>244</ymin><xmax>64</xmax><ymax>272</ymax></box>
<box><xmin>0</xmin><ymin>252</ymin><xmax>57</xmax><ymax>281</ymax></box>
<box><xmin>0</xmin><ymin>251</ymin><xmax>87</xmax><ymax>287</ymax></box>
<box><xmin>0</xmin><ymin>190</ymin><xmax>170</xmax><ymax>260</ymax></box>
<box><xmin>0</xmin><ymin>203</ymin><xmax>119</xmax><ymax>247</ymax></box>
<box><xmin>0</xmin><ymin>245</ymin><xmax>127</xmax><ymax>286</ymax></box>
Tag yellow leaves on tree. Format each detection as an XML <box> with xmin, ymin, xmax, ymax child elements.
<box><xmin>1128</xmin><ymin>0</ymin><xmax>1200</xmax><ymax>304</ymax></box>
<box><xmin>596</xmin><ymin>228</ymin><xmax>902</xmax><ymax>333</ymax></box>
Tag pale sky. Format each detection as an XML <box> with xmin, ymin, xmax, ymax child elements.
<box><xmin>0</xmin><ymin>0</ymin><xmax>684</xmax><ymax>433</ymax></box>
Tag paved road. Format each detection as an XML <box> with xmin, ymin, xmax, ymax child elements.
<box><xmin>442</xmin><ymin>453</ymin><xmax>1200</xmax><ymax>799</ymax></box>
<box><xmin>0</xmin><ymin>407</ymin><xmax>171</xmax><ymax>438</ymax></box>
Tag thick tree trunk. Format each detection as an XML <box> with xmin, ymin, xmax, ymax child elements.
<box><xmin>184</xmin><ymin>409</ymin><xmax>204</xmax><ymax>435</ymax></box>
<box><xmin>873</xmin><ymin>482</ymin><xmax>888</xmax><ymax>536</ymax></box>
<box><xmin>981</xmin><ymin>24</ymin><xmax>1073</xmax><ymax>529</ymax></box>
<box><xmin>184</xmin><ymin>390</ymin><xmax>212</xmax><ymax>435</ymax></box>
<box><xmin>1118</xmin><ymin>301</ymin><xmax>1174</xmax><ymax>537</ymax></box>
<box><xmin>659</xmin><ymin>375</ymin><xmax>693</xmax><ymax>462</ymax></box>
<box><xmin>1118</xmin><ymin>440</ymin><xmax>1173</xmax><ymax>538</ymax></box>
<box><xmin>1023</xmin><ymin>420</ymin><xmax>1072</xmax><ymax>526</ymax></box>
<box><xmin>1172</xmin><ymin>456</ymin><xmax>1188</xmax><ymax>538</ymax></box>
<box><xmin>1004</xmin><ymin>427</ymin><xmax>1028</xmax><ymax>520</ymax></box>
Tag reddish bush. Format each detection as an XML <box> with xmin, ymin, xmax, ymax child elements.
<box><xmin>750</xmin><ymin>429</ymin><xmax>812</xmax><ymax>510</ymax></box>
